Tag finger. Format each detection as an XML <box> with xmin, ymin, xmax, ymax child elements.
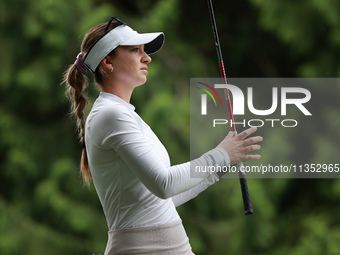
<box><xmin>242</xmin><ymin>154</ymin><xmax>261</xmax><ymax>161</ymax></box>
<box><xmin>224</xmin><ymin>131</ymin><xmax>233</xmax><ymax>139</ymax></box>
<box><xmin>243</xmin><ymin>144</ymin><xmax>261</xmax><ymax>154</ymax></box>
<box><xmin>235</xmin><ymin>127</ymin><xmax>258</xmax><ymax>141</ymax></box>
<box><xmin>242</xmin><ymin>136</ymin><xmax>263</xmax><ymax>147</ymax></box>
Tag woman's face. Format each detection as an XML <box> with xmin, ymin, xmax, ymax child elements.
<box><xmin>110</xmin><ymin>45</ymin><xmax>152</xmax><ymax>88</ymax></box>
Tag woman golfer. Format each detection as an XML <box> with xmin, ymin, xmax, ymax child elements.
<box><xmin>63</xmin><ymin>17</ymin><xmax>262</xmax><ymax>255</ymax></box>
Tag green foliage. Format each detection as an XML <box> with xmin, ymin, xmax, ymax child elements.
<box><xmin>0</xmin><ymin>0</ymin><xmax>339</xmax><ymax>254</ymax></box>
<box><xmin>250</xmin><ymin>0</ymin><xmax>340</xmax><ymax>77</ymax></box>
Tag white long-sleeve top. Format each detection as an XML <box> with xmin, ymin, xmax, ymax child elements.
<box><xmin>85</xmin><ymin>92</ymin><xmax>230</xmax><ymax>230</ymax></box>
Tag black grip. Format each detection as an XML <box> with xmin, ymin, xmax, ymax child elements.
<box><xmin>238</xmin><ymin>162</ymin><xmax>253</xmax><ymax>215</ymax></box>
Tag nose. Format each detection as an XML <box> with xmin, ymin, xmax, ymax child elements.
<box><xmin>142</xmin><ymin>49</ymin><xmax>152</xmax><ymax>64</ymax></box>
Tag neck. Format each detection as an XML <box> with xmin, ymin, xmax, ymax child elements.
<box><xmin>101</xmin><ymin>82</ymin><xmax>133</xmax><ymax>103</ymax></box>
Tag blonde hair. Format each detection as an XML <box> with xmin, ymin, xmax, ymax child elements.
<box><xmin>62</xmin><ymin>21</ymin><xmax>119</xmax><ymax>185</ymax></box>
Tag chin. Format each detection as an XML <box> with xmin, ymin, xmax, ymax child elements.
<box><xmin>136</xmin><ymin>78</ymin><xmax>147</xmax><ymax>87</ymax></box>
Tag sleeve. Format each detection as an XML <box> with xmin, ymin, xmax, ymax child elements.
<box><xmin>171</xmin><ymin>173</ymin><xmax>220</xmax><ymax>207</ymax></box>
<box><xmin>90</xmin><ymin>105</ymin><xmax>230</xmax><ymax>199</ymax></box>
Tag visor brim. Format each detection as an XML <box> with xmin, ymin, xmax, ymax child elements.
<box><xmin>120</xmin><ymin>32</ymin><xmax>164</xmax><ymax>55</ymax></box>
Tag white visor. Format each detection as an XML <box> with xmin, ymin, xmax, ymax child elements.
<box><xmin>84</xmin><ymin>24</ymin><xmax>164</xmax><ymax>72</ymax></box>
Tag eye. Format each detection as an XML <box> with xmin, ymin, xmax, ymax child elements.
<box><xmin>131</xmin><ymin>47</ymin><xmax>139</xmax><ymax>52</ymax></box>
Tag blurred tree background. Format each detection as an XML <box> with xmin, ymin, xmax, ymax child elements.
<box><xmin>0</xmin><ymin>0</ymin><xmax>339</xmax><ymax>254</ymax></box>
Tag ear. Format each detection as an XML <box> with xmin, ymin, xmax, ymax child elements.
<box><xmin>100</xmin><ymin>56</ymin><xmax>114</xmax><ymax>72</ymax></box>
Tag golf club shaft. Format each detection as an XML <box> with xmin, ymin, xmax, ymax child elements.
<box><xmin>207</xmin><ymin>0</ymin><xmax>253</xmax><ymax>215</ymax></box>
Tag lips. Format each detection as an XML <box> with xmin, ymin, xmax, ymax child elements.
<box><xmin>141</xmin><ymin>67</ymin><xmax>148</xmax><ymax>75</ymax></box>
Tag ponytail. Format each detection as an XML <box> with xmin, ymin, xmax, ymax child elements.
<box><xmin>63</xmin><ymin>55</ymin><xmax>91</xmax><ymax>185</ymax></box>
<box><xmin>63</xmin><ymin>21</ymin><xmax>121</xmax><ymax>185</ymax></box>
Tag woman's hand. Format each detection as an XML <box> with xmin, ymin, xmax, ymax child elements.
<box><xmin>217</xmin><ymin>127</ymin><xmax>263</xmax><ymax>166</ymax></box>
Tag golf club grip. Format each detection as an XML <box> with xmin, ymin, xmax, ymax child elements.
<box><xmin>237</xmin><ymin>161</ymin><xmax>253</xmax><ymax>215</ymax></box>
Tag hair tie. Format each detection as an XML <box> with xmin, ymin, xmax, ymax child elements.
<box><xmin>74</xmin><ymin>53</ymin><xmax>91</xmax><ymax>73</ymax></box>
